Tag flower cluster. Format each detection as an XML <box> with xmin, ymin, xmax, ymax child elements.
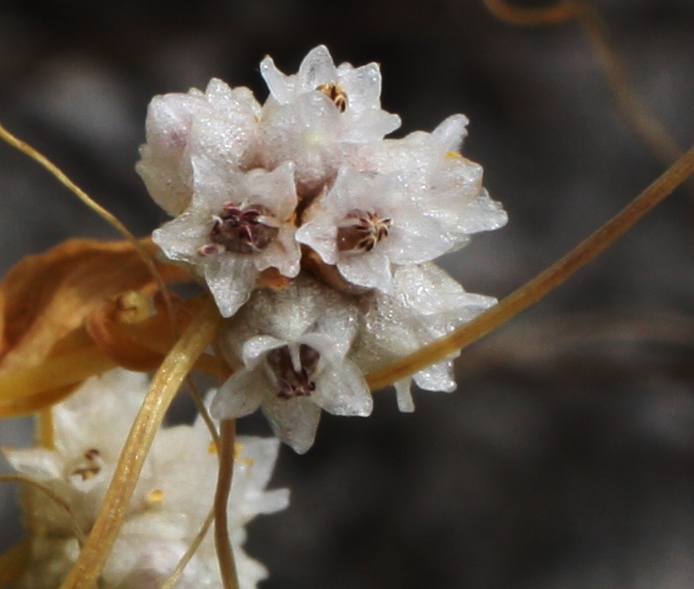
<box><xmin>4</xmin><ymin>369</ymin><xmax>288</xmax><ymax>589</ymax></box>
<box><xmin>138</xmin><ymin>45</ymin><xmax>507</xmax><ymax>452</ymax></box>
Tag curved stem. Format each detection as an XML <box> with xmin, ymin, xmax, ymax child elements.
<box><xmin>482</xmin><ymin>0</ymin><xmax>689</xmax><ymax>191</ymax></box>
<box><xmin>214</xmin><ymin>419</ymin><xmax>239</xmax><ymax>589</ymax></box>
<box><xmin>366</xmin><ymin>142</ymin><xmax>694</xmax><ymax>390</ymax></box>
<box><xmin>58</xmin><ymin>297</ymin><xmax>221</xmax><ymax>589</ymax></box>
<box><xmin>0</xmin><ymin>122</ymin><xmax>179</xmax><ymax>337</ymax></box>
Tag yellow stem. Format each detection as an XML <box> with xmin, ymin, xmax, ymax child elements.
<box><xmin>482</xmin><ymin>1</ymin><xmax>691</xmax><ymax>193</ymax></box>
<box><xmin>57</xmin><ymin>297</ymin><xmax>220</xmax><ymax>589</ymax></box>
<box><xmin>0</xmin><ymin>475</ymin><xmax>86</xmax><ymax>545</ymax></box>
<box><xmin>0</xmin><ymin>122</ymin><xmax>179</xmax><ymax>339</ymax></box>
<box><xmin>366</xmin><ymin>142</ymin><xmax>694</xmax><ymax>390</ymax></box>
<box><xmin>214</xmin><ymin>419</ymin><xmax>239</xmax><ymax>589</ymax></box>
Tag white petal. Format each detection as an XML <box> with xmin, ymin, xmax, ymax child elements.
<box><xmin>431</xmin><ymin>114</ymin><xmax>469</xmax><ymax>152</ymax></box>
<box><xmin>385</xmin><ymin>211</ymin><xmax>455</xmax><ymax>264</ymax></box>
<box><xmin>339</xmin><ymin>62</ymin><xmax>382</xmax><ymax>113</ymax></box>
<box><xmin>338</xmin><ymin>251</ymin><xmax>392</xmax><ymax>292</ymax></box>
<box><xmin>298</xmin><ymin>45</ymin><xmax>338</xmax><ymax>92</ymax></box>
<box><xmin>253</xmin><ymin>226</ymin><xmax>301</xmax><ymax>277</ymax></box>
<box><xmin>261</xmin><ymin>396</ymin><xmax>322</xmax><ymax>454</ymax></box>
<box><xmin>241</xmin><ymin>335</ymin><xmax>286</xmax><ymax>367</ymax></box>
<box><xmin>295</xmin><ymin>213</ymin><xmax>338</xmax><ymax>265</ymax></box>
<box><xmin>151</xmin><ymin>211</ymin><xmax>210</xmax><ymax>264</ymax></box>
<box><xmin>342</xmin><ymin>108</ymin><xmax>401</xmax><ymax>142</ymax></box>
<box><xmin>260</xmin><ymin>56</ymin><xmax>294</xmax><ymax>104</ymax></box>
<box><xmin>211</xmin><ymin>370</ymin><xmax>266</xmax><ymax>418</ymax></box>
<box><xmin>394</xmin><ymin>378</ymin><xmax>415</xmax><ymax>413</ymax></box>
<box><xmin>413</xmin><ymin>360</ymin><xmax>457</xmax><ymax>393</ymax></box>
<box><xmin>455</xmin><ymin>188</ymin><xmax>509</xmax><ymax>234</ymax></box>
<box><xmin>204</xmin><ymin>256</ymin><xmax>258</xmax><ymax>317</ymax></box>
<box><xmin>243</xmin><ymin>162</ymin><xmax>297</xmax><ymax>220</ymax></box>
<box><xmin>310</xmin><ymin>357</ymin><xmax>372</xmax><ymax>417</ymax></box>
<box><xmin>2</xmin><ymin>448</ymin><xmax>63</xmax><ymax>480</ymax></box>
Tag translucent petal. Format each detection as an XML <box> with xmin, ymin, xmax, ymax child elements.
<box><xmin>339</xmin><ymin>62</ymin><xmax>382</xmax><ymax>113</ymax></box>
<box><xmin>431</xmin><ymin>114</ymin><xmax>469</xmax><ymax>152</ymax></box>
<box><xmin>241</xmin><ymin>335</ymin><xmax>286</xmax><ymax>367</ymax></box>
<box><xmin>211</xmin><ymin>369</ymin><xmax>266</xmax><ymax>419</ymax></box>
<box><xmin>310</xmin><ymin>357</ymin><xmax>372</xmax><ymax>417</ymax></box>
<box><xmin>298</xmin><ymin>45</ymin><xmax>338</xmax><ymax>92</ymax></box>
<box><xmin>261</xmin><ymin>396</ymin><xmax>321</xmax><ymax>454</ymax></box>
<box><xmin>243</xmin><ymin>162</ymin><xmax>297</xmax><ymax>220</ymax></box>
<box><xmin>338</xmin><ymin>251</ymin><xmax>392</xmax><ymax>292</ymax></box>
<box><xmin>295</xmin><ymin>213</ymin><xmax>338</xmax><ymax>265</ymax></box>
<box><xmin>259</xmin><ymin>56</ymin><xmax>294</xmax><ymax>104</ymax></box>
<box><xmin>204</xmin><ymin>256</ymin><xmax>257</xmax><ymax>318</ymax></box>
<box><xmin>413</xmin><ymin>360</ymin><xmax>457</xmax><ymax>392</ymax></box>
<box><xmin>394</xmin><ymin>378</ymin><xmax>415</xmax><ymax>413</ymax></box>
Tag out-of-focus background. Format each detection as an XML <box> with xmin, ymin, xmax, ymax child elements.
<box><xmin>1</xmin><ymin>1</ymin><xmax>694</xmax><ymax>588</ymax></box>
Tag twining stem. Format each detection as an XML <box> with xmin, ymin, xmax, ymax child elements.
<box><xmin>482</xmin><ymin>0</ymin><xmax>687</xmax><ymax>187</ymax></box>
<box><xmin>58</xmin><ymin>297</ymin><xmax>220</xmax><ymax>589</ymax></box>
<box><xmin>214</xmin><ymin>419</ymin><xmax>239</xmax><ymax>589</ymax></box>
<box><xmin>0</xmin><ymin>122</ymin><xmax>179</xmax><ymax>336</ymax></box>
<box><xmin>162</xmin><ymin>506</ymin><xmax>216</xmax><ymax>589</ymax></box>
<box><xmin>0</xmin><ymin>475</ymin><xmax>86</xmax><ymax>545</ymax></box>
<box><xmin>366</xmin><ymin>142</ymin><xmax>694</xmax><ymax>390</ymax></box>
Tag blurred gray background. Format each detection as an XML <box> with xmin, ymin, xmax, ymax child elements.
<box><xmin>1</xmin><ymin>0</ymin><xmax>694</xmax><ymax>588</ymax></box>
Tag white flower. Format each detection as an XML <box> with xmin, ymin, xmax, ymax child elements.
<box><xmin>260</xmin><ymin>44</ymin><xmax>400</xmax><ymax>139</ymax></box>
<box><xmin>361</xmin><ymin>114</ymin><xmax>508</xmax><ymax>241</ymax></box>
<box><xmin>352</xmin><ymin>263</ymin><xmax>497</xmax><ymax>412</ymax></box>
<box><xmin>152</xmin><ymin>161</ymin><xmax>301</xmax><ymax>317</ymax></box>
<box><xmin>212</xmin><ymin>277</ymin><xmax>372</xmax><ymax>453</ymax></box>
<box><xmin>4</xmin><ymin>369</ymin><xmax>289</xmax><ymax>589</ymax></box>
<box><xmin>296</xmin><ymin>166</ymin><xmax>463</xmax><ymax>292</ymax></box>
<box><xmin>136</xmin><ymin>78</ymin><xmax>261</xmax><ymax>216</ymax></box>
<box><xmin>258</xmin><ymin>45</ymin><xmax>400</xmax><ymax>194</ymax></box>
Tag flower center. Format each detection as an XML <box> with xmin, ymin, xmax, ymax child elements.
<box><xmin>316</xmin><ymin>82</ymin><xmax>347</xmax><ymax>112</ymax></box>
<box><xmin>267</xmin><ymin>344</ymin><xmax>320</xmax><ymax>399</ymax></box>
<box><xmin>70</xmin><ymin>448</ymin><xmax>103</xmax><ymax>481</ymax></box>
<box><xmin>337</xmin><ymin>210</ymin><xmax>392</xmax><ymax>252</ymax></box>
<box><xmin>209</xmin><ymin>203</ymin><xmax>279</xmax><ymax>254</ymax></box>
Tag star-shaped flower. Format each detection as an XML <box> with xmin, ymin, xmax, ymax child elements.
<box><xmin>3</xmin><ymin>369</ymin><xmax>289</xmax><ymax>589</ymax></box>
<box><xmin>257</xmin><ymin>45</ymin><xmax>400</xmax><ymax>194</ymax></box>
<box><xmin>352</xmin><ymin>263</ymin><xmax>497</xmax><ymax>412</ymax></box>
<box><xmin>152</xmin><ymin>160</ymin><xmax>301</xmax><ymax>317</ymax></box>
<box><xmin>211</xmin><ymin>277</ymin><xmax>372</xmax><ymax>453</ymax></box>
<box><xmin>296</xmin><ymin>166</ymin><xmax>461</xmax><ymax>293</ymax></box>
<box><xmin>137</xmin><ymin>78</ymin><xmax>261</xmax><ymax>216</ymax></box>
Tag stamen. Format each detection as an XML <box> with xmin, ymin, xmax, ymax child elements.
<box><xmin>316</xmin><ymin>82</ymin><xmax>347</xmax><ymax>112</ymax></box>
<box><xmin>267</xmin><ymin>344</ymin><xmax>320</xmax><ymax>399</ymax></box>
<box><xmin>145</xmin><ymin>488</ymin><xmax>165</xmax><ymax>506</ymax></box>
<box><xmin>70</xmin><ymin>448</ymin><xmax>103</xmax><ymax>481</ymax></box>
<box><xmin>208</xmin><ymin>203</ymin><xmax>279</xmax><ymax>254</ymax></box>
<box><xmin>337</xmin><ymin>210</ymin><xmax>392</xmax><ymax>252</ymax></box>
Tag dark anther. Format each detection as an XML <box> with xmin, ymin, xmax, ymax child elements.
<box><xmin>337</xmin><ymin>210</ymin><xmax>392</xmax><ymax>252</ymax></box>
<box><xmin>210</xmin><ymin>203</ymin><xmax>279</xmax><ymax>254</ymax></box>
<box><xmin>268</xmin><ymin>344</ymin><xmax>320</xmax><ymax>399</ymax></box>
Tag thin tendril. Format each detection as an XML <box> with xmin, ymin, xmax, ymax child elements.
<box><xmin>161</xmin><ymin>506</ymin><xmax>216</xmax><ymax>589</ymax></box>
<box><xmin>0</xmin><ymin>474</ymin><xmax>86</xmax><ymax>545</ymax></box>
<box><xmin>481</xmin><ymin>0</ymin><xmax>692</xmax><ymax>194</ymax></box>
<box><xmin>214</xmin><ymin>419</ymin><xmax>239</xmax><ymax>589</ymax></box>
<box><xmin>57</xmin><ymin>297</ymin><xmax>221</xmax><ymax>589</ymax></box>
<box><xmin>366</xmin><ymin>142</ymin><xmax>694</xmax><ymax>390</ymax></box>
<box><xmin>0</xmin><ymin>122</ymin><xmax>180</xmax><ymax>337</ymax></box>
